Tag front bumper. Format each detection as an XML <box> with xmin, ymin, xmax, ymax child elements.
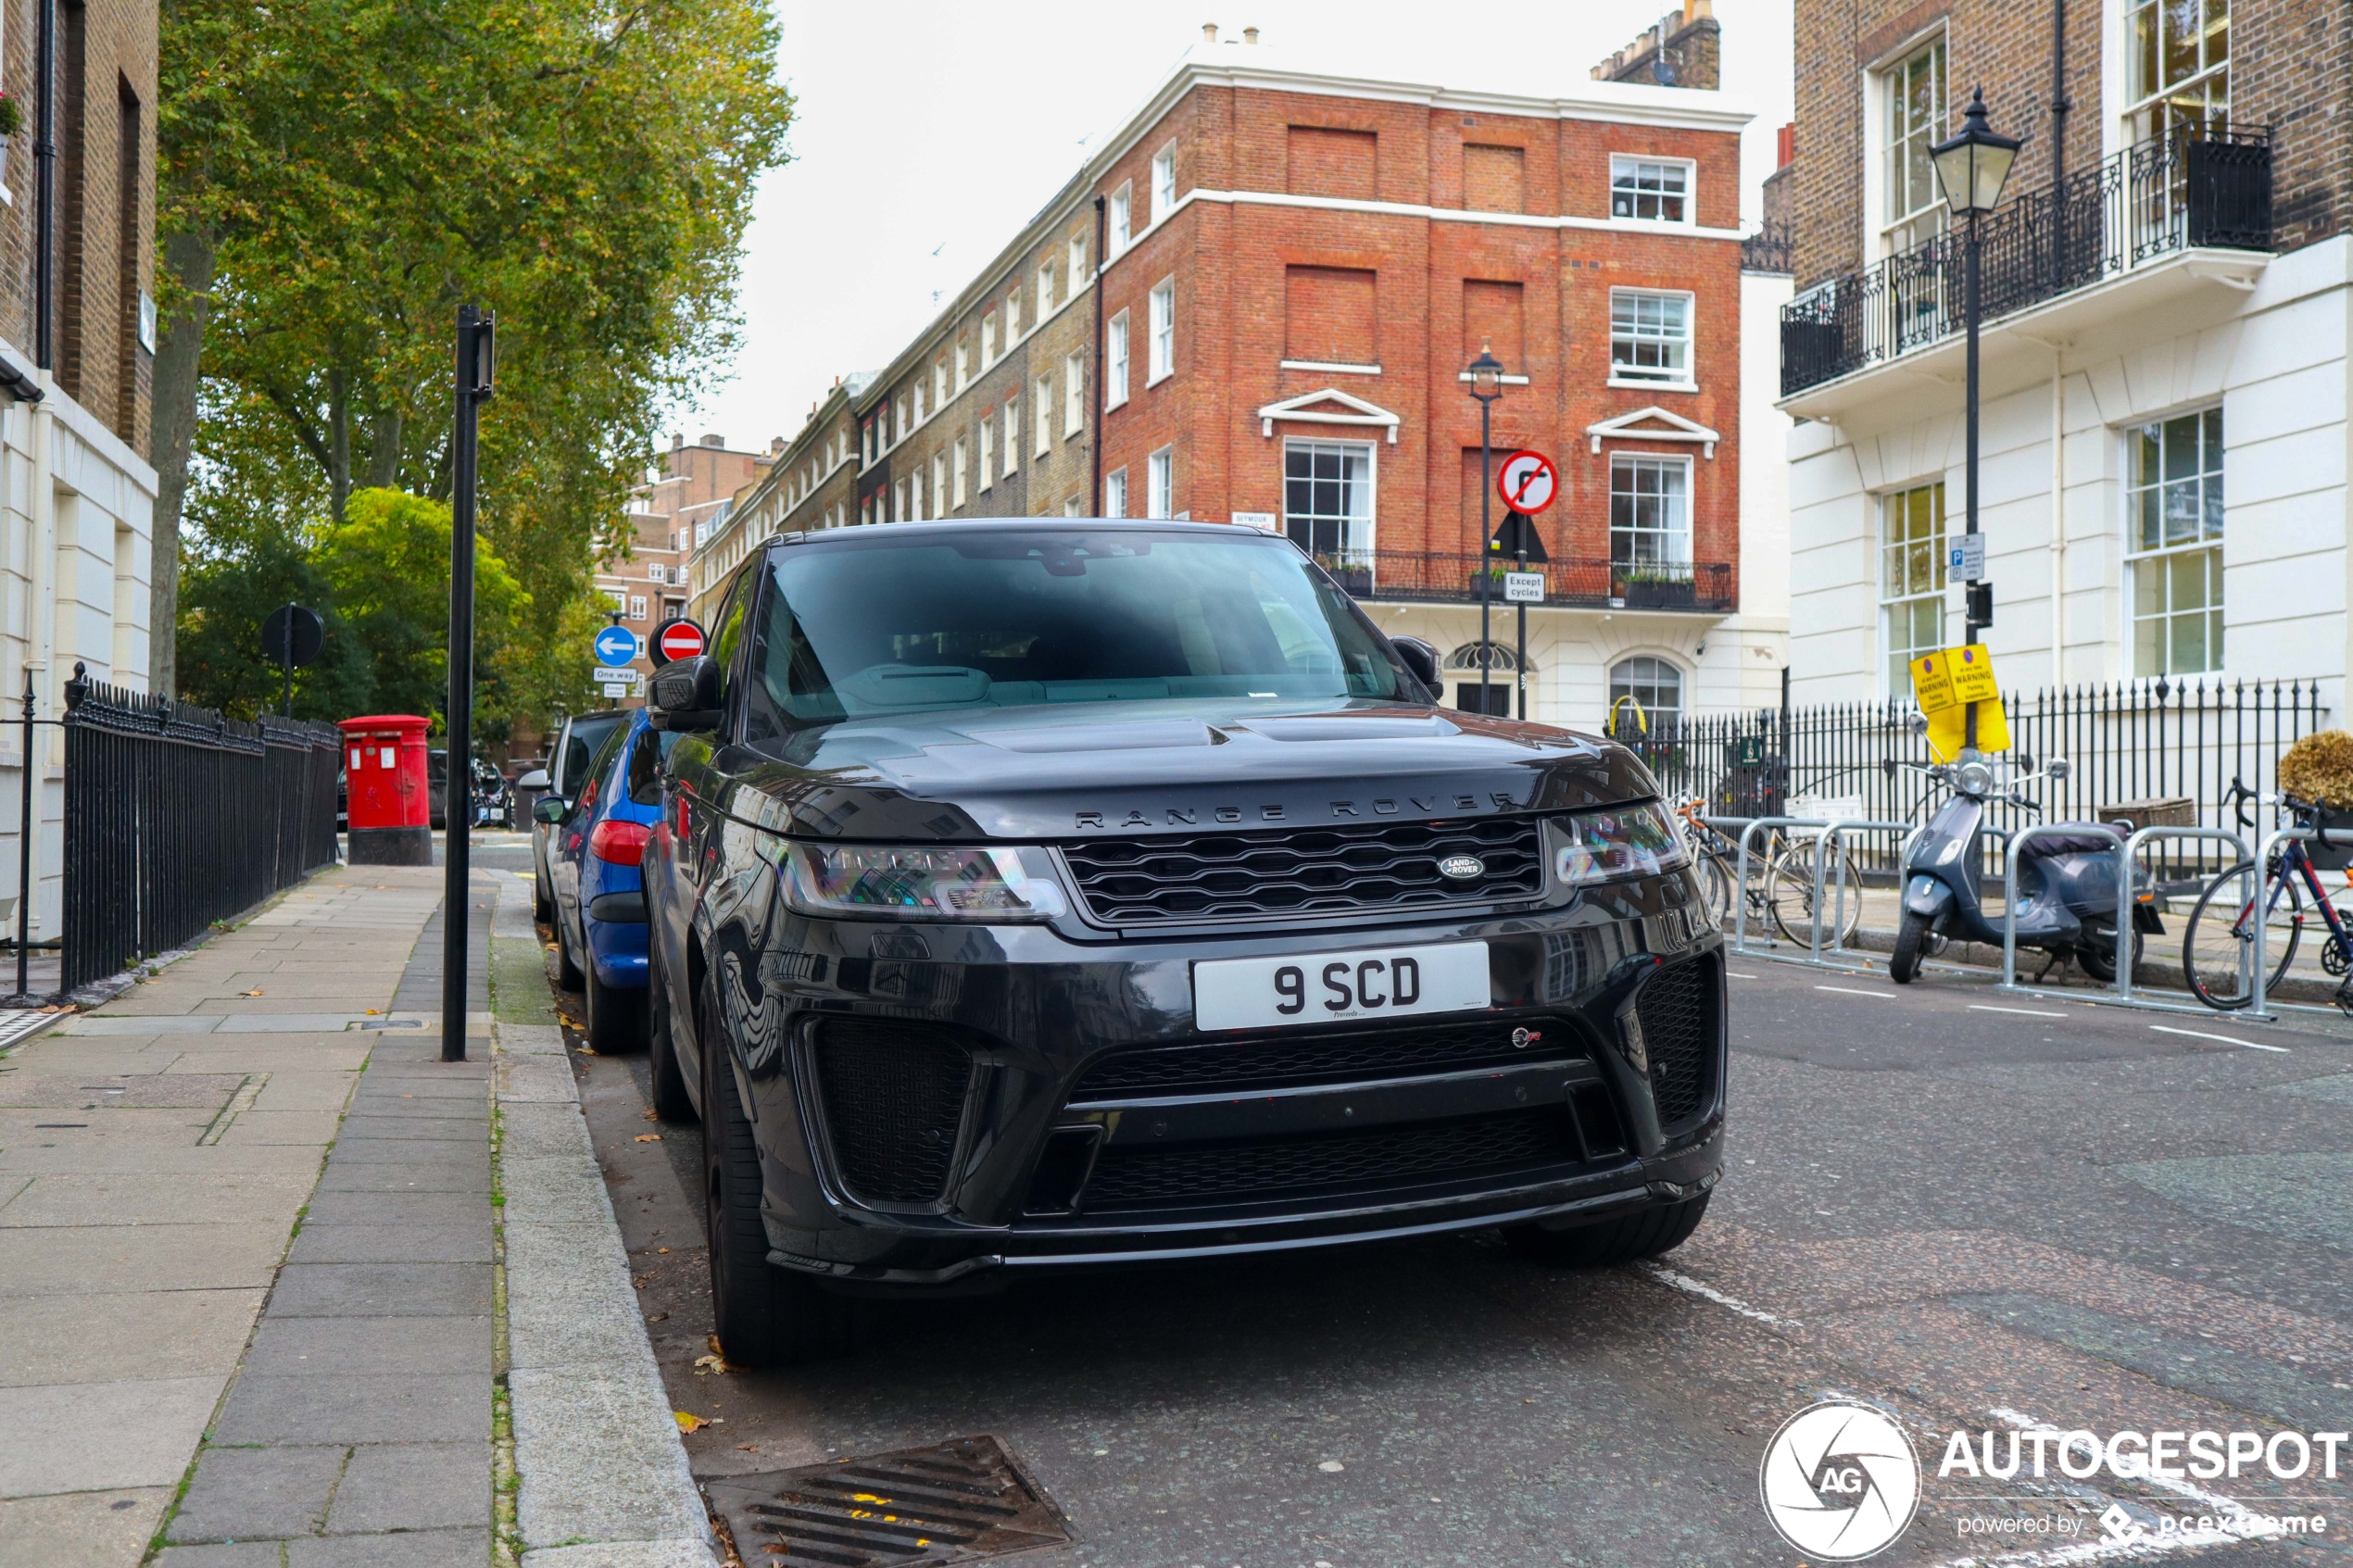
<box><xmin>709</xmin><ymin>869</ymin><xmax>1725</xmax><ymax>1288</ymax></box>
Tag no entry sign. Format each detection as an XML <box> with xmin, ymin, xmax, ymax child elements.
<box><xmin>1496</xmin><ymin>449</ymin><xmax>1558</xmax><ymax>514</ymax></box>
<box><xmin>651</xmin><ymin>618</ymin><xmax>707</xmax><ymax>666</ymax></box>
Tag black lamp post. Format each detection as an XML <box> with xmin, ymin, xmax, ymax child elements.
<box><xmin>1930</xmin><ymin>88</ymin><xmax>2020</xmax><ymax>749</ymax></box>
<box><xmin>1466</xmin><ymin>343</ymin><xmax>1505</xmax><ymax>715</ymax></box>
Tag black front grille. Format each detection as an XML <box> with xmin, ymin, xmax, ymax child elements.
<box><xmin>810</xmin><ymin>1021</ymin><xmax>971</xmax><ymax>1205</ymax></box>
<box><xmin>1060</xmin><ymin>817</ymin><xmax>1544</xmax><ymax>924</ymax></box>
<box><xmin>1071</xmin><ymin>1016</ymin><xmax>1580</xmax><ymax>1100</ymax></box>
<box><xmin>1638</xmin><ymin>955</ymin><xmax>1718</xmax><ymax>1126</ymax></box>
<box><xmin>1082</xmin><ymin>1109</ymin><xmax>1583</xmax><ymax>1211</ymax></box>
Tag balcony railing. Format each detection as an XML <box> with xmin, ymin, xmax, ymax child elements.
<box><xmin>1781</xmin><ymin>127</ymin><xmax>2272</xmax><ymax>396</ymax></box>
<box><xmin>1313</xmin><ymin>553</ymin><xmax>1736</xmax><ymax>612</ymax></box>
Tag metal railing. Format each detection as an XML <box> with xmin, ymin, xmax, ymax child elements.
<box><xmin>1631</xmin><ymin>677</ymin><xmax>2328</xmax><ymax>884</ymax></box>
<box><xmin>1330</xmin><ymin>553</ymin><xmax>1736</xmax><ymax>612</ymax></box>
<box><xmin>1741</xmin><ymin>224</ymin><xmax>1793</xmax><ymax>275</ymax></box>
<box><xmin>60</xmin><ymin>663</ymin><xmax>342</xmax><ymax>993</ymax></box>
<box><xmin>1729</xmin><ymin>814</ymin><xmax>1918</xmax><ymax>970</ymax></box>
<box><xmin>1782</xmin><ymin>126</ymin><xmax>2272</xmax><ymax>395</ymax></box>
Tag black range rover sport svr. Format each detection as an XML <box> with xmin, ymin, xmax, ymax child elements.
<box><xmin>637</xmin><ymin>520</ymin><xmax>1726</xmax><ymax>1364</ymax></box>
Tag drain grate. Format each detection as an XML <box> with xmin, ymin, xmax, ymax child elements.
<box><xmin>705</xmin><ymin>1434</ymin><xmax>1077</xmax><ymax>1566</ymax></box>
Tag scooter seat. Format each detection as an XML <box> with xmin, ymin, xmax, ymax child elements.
<box><xmin>2018</xmin><ymin>829</ymin><xmax>2120</xmax><ymax>859</ymax></box>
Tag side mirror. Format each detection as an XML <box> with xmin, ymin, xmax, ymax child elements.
<box><xmin>1391</xmin><ymin>635</ymin><xmax>1441</xmax><ymax>694</ymax></box>
<box><xmin>533</xmin><ymin>797</ymin><xmax>570</xmax><ymax>826</ymax></box>
<box><xmin>648</xmin><ymin>655</ymin><xmax>723</xmax><ymax>732</ymax></box>
<box><xmin>1906</xmin><ymin>712</ymin><xmax>1930</xmax><ymax>738</ymax></box>
<box><xmin>2047</xmin><ymin>757</ymin><xmax>2072</xmax><ymax>782</ymax></box>
<box><xmin>516</xmin><ymin>768</ymin><xmax>550</xmax><ymax>790</ymax></box>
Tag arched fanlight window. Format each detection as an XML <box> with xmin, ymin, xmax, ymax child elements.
<box><xmin>1607</xmin><ymin>655</ymin><xmax>1683</xmax><ymax>736</ymax></box>
<box><xmin>1443</xmin><ymin>642</ymin><xmax>1533</xmax><ymax>673</ymax></box>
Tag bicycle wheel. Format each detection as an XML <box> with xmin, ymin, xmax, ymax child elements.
<box><xmin>1695</xmin><ymin>851</ymin><xmax>1734</xmax><ymax>931</ymax></box>
<box><xmin>2183</xmin><ymin>860</ymin><xmax>2303</xmax><ymax>1009</ymax></box>
<box><xmin>1768</xmin><ymin>839</ymin><xmax>1865</xmax><ymax>947</ymax></box>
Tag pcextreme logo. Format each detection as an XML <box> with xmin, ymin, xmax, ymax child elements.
<box><xmin>1758</xmin><ymin>1399</ymin><xmax>1922</xmax><ymax>1561</ymax></box>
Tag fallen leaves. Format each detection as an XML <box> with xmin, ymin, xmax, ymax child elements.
<box><xmin>238</xmin><ymin>988</ymin><xmax>265</xmax><ymax>997</ymax></box>
<box><xmin>640</xmin><ymin>1107</ymin><xmax>660</xmax><ymax>1123</ymax></box>
<box><xmin>634</xmin><ymin>1133</ymin><xmax>661</xmax><ymax>1143</ymax></box>
<box><xmin>694</xmin><ymin>1334</ymin><xmax>745</xmax><ymax>1375</ymax></box>
<box><xmin>674</xmin><ymin>1411</ymin><xmax>723</xmax><ymax>1432</ymax></box>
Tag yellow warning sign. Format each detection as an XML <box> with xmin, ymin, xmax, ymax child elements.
<box><xmin>1911</xmin><ymin>646</ymin><xmax>2007</xmax><ymax>762</ymax></box>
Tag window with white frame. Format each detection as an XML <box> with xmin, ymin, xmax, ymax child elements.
<box><xmin>1034</xmin><ymin>374</ymin><xmax>1052</xmax><ymax>455</ymax></box>
<box><xmin>912</xmin><ymin>469</ymin><xmax>925</xmax><ymax>520</ymax></box>
<box><xmin>1109</xmin><ymin>183</ymin><xmax>1132</xmax><ymax>253</ymax></box>
<box><xmin>2127</xmin><ymin>0</ymin><xmax>2229</xmax><ymax>144</ymax></box>
<box><xmin>1038</xmin><ymin>259</ymin><xmax>1055</xmax><ymax>311</ymax></box>
<box><xmin>897</xmin><ymin>395</ymin><xmax>910</xmax><ymax>438</ymax></box>
<box><xmin>1063</xmin><ymin>496</ymin><xmax>1083</xmax><ymax>517</ymax></box>
<box><xmin>1608</xmin><ymin>455</ymin><xmax>1692</xmax><ymax>568</ymax></box>
<box><xmin>1879</xmin><ymin>36</ymin><xmax>1947</xmax><ymax>257</ymax></box>
<box><xmin>955</xmin><ymin>343</ymin><xmax>970</xmax><ymax>391</ymax></box>
<box><xmin>978</xmin><ymin>419</ymin><xmax>993</xmax><ymax>489</ymax></box>
<box><xmin>648</xmin><ymin>560</ymin><xmax>664</xmax><ymax>581</ymax></box>
<box><xmin>1064</xmin><ymin>352</ymin><xmax>1086</xmax><ymax>433</ymax></box>
<box><xmin>629</xmin><ymin>595</ymin><xmax>648</xmax><ymax>621</ymax></box>
<box><xmin>1609</xmin><ymin>157</ymin><xmax>1691</xmax><ymax>222</ymax></box>
<box><xmin>953</xmin><ymin>439</ymin><xmax>968</xmax><ymax>507</ymax></box>
<box><xmin>863</xmin><ymin>420</ymin><xmax>876</xmax><ymax>462</ymax></box>
<box><xmin>935</xmin><ymin>361</ymin><xmax>949</xmax><ymax>408</ymax></box>
<box><xmin>1608</xmin><ymin>657</ymin><xmax>1684</xmax><ymax>735</ymax></box>
<box><xmin>912</xmin><ymin>384</ymin><xmax>925</xmax><ymax>425</ymax></box>
<box><xmin>2127</xmin><ymin>407</ymin><xmax>2224</xmax><ymax>676</ymax></box>
<box><xmin>1002</xmin><ymin>397</ymin><xmax>1019</xmax><ymax>475</ymax></box>
<box><xmin>1148</xmin><ymin>446</ymin><xmax>1173</xmax><ymax>518</ymax></box>
<box><xmin>1152</xmin><ymin>141</ymin><xmax>1176</xmax><ymax>217</ymax></box>
<box><xmin>1148</xmin><ymin>277</ymin><xmax>1175</xmax><ymax>382</ymax></box>
<box><xmin>1879</xmin><ymin>481</ymin><xmax>1946</xmax><ymax>694</ymax></box>
<box><xmin>1283</xmin><ymin>440</ymin><xmax>1375</xmax><ymax>571</ymax></box>
<box><xmin>982</xmin><ymin>312</ymin><xmax>997</xmax><ymax>365</ymax></box>
<box><xmin>1068</xmin><ymin>231</ymin><xmax>1087</xmax><ymax>283</ymax></box>
<box><xmin>932</xmin><ymin>453</ymin><xmax>947</xmax><ymax>518</ymax></box>
<box><xmin>1106</xmin><ymin>311</ymin><xmax>1130</xmax><ymax>408</ymax></box>
<box><xmin>1007</xmin><ymin>287</ymin><xmax>1021</xmax><ymax>340</ymax></box>
<box><xmin>1104</xmin><ymin>467</ymin><xmax>1128</xmax><ymax>518</ymax></box>
<box><xmin>1609</xmin><ymin>290</ymin><xmax>1691</xmax><ymax>383</ymax></box>
<box><xmin>895</xmin><ymin>478</ymin><xmax>909</xmax><ymax>521</ymax></box>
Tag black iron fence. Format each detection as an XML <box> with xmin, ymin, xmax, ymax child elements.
<box><xmin>61</xmin><ymin>663</ymin><xmax>342</xmax><ymax>992</ymax></box>
<box><xmin>1782</xmin><ymin>126</ymin><xmax>2273</xmax><ymax>395</ymax></box>
<box><xmin>1325</xmin><ymin>552</ymin><xmax>1737</xmax><ymax>613</ymax></box>
<box><xmin>1620</xmin><ymin>676</ymin><xmax>2329</xmax><ymax>884</ymax></box>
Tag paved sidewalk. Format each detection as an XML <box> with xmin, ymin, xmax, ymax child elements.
<box><xmin>0</xmin><ymin>869</ymin><xmax>442</xmax><ymax>1564</ymax></box>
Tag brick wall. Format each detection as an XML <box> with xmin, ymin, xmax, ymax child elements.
<box><xmin>0</xmin><ymin>0</ymin><xmax>157</xmax><ymax>451</ymax></box>
<box><xmin>1594</xmin><ymin>5</ymin><xmax>1723</xmax><ymax>92</ymax></box>
<box><xmin>1790</xmin><ymin>0</ymin><xmax>2347</xmax><ymax>289</ymax></box>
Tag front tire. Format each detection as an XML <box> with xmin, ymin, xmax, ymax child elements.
<box><xmin>1504</xmin><ymin>1193</ymin><xmax>1710</xmax><ymax>1266</ymax></box>
<box><xmin>700</xmin><ymin>972</ymin><xmax>855</xmax><ymax>1367</ymax></box>
<box><xmin>2183</xmin><ymin>860</ymin><xmax>2301</xmax><ymax>1009</ymax></box>
<box><xmin>584</xmin><ymin>947</ymin><xmax>647</xmax><ymax>1054</ymax></box>
<box><xmin>647</xmin><ymin>956</ymin><xmax>697</xmax><ymax>1123</ymax></box>
<box><xmin>1890</xmin><ymin>907</ymin><xmax>1933</xmax><ymax>984</ymax></box>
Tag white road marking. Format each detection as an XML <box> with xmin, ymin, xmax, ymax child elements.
<box><xmin>1815</xmin><ymin>985</ymin><xmax>1892</xmax><ymax>999</ymax></box>
<box><xmin>2150</xmin><ymin>1023</ymin><xmax>2289</xmax><ymax>1053</ymax></box>
<box><xmin>1969</xmin><ymin>1004</ymin><xmax>2070</xmax><ymax>1019</ymax></box>
<box><xmin>1921</xmin><ymin>1409</ymin><xmax>2285</xmax><ymax>1567</ymax></box>
<box><xmin>1637</xmin><ymin>1263</ymin><xmax>1801</xmax><ymax>1328</ymax></box>
<box><xmin>1726</xmin><ymin>972</ymin><xmax>1762</xmax><ymax>980</ymax></box>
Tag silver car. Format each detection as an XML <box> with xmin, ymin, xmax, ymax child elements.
<box><xmin>522</xmin><ymin>711</ymin><xmax>626</xmax><ymax>922</ymax></box>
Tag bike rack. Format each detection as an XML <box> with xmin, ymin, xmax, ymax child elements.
<box><xmin>1997</xmin><ymin>822</ymin><xmax>2125</xmax><ymax>993</ymax></box>
<box><xmin>2116</xmin><ymin>826</ymin><xmax>2249</xmax><ymax>1011</ymax></box>
<box><xmin>2250</xmin><ymin>824</ymin><xmax>2317</xmax><ymax>1023</ymax></box>
<box><xmin>1724</xmin><ymin>814</ymin><xmax>1919</xmax><ymax>972</ymax></box>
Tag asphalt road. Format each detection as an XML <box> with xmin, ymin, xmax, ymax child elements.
<box><xmin>508</xmin><ymin>861</ymin><xmax>2353</xmax><ymax>1568</ymax></box>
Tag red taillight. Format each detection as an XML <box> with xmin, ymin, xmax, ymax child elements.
<box><xmin>588</xmin><ymin>819</ymin><xmax>651</xmax><ymax>866</ymax></box>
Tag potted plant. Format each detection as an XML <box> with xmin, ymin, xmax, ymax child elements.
<box><xmin>1619</xmin><ymin>569</ymin><xmax>1695</xmax><ymax>610</ymax></box>
<box><xmin>0</xmin><ymin>94</ymin><xmax>21</xmax><ymax>185</ymax></box>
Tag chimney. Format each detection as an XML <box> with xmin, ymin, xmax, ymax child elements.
<box><xmin>700</xmin><ymin>433</ymin><xmax>724</xmax><ymax>447</ymax></box>
<box><xmin>1243</xmin><ymin>24</ymin><xmax>1259</xmax><ymax>44</ymax></box>
<box><xmin>1776</xmin><ymin>121</ymin><xmax>1794</xmax><ymax>169</ymax></box>
<box><xmin>1202</xmin><ymin>21</ymin><xmax>1216</xmax><ymax>42</ymax></box>
<box><xmin>770</xmin><ymin>436</ymin><xmax>787</xmax><ymax>456</ymax></box>
<box><xmin>670</xmin><ymin>432</ymin><xmax>685</xmax><ymax>450</ymax></box>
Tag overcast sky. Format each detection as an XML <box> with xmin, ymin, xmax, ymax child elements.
<box><xmin>671</xmin><ymin>0</ymin><xmax>1796</xmax><ymax>450</ymax></box>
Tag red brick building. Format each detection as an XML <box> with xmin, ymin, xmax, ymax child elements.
<box><xmin>711</xmin><ymin>12</ymin><xmax>1787</xmax><ymax>727</ymax></box>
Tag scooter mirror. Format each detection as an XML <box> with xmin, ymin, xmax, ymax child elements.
<box><xmin>2047</xmin><ymin>758</ymin><xmax>2073</xmax><ymax>782</ymax></box>
<box><xmin>1906</xmin><ymin>712</ymin><xmax>1930</xmax><ymax>737</ymax></box>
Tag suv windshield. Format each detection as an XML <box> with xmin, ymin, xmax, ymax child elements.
<box><xmin>748</xmin><ymin>529</ymin><xmax>1407</xmax><ymax>729</ymax></box>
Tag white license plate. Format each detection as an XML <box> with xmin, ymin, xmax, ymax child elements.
<box><xmin>1192</xmin><ymin>942</ymin><xmax>1490</xmax><ymax>1033</ymax></box>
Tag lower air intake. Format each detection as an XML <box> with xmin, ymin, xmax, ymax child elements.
<box><xmin>1637</xmin><ymin>954</ymin><xmax>1718</xmax><ymax>1127</ymax></box>
<box><xmin>812</xmin><ymin>1021</ymin><xmax>971</xmax><ymax>1205</ymax></box>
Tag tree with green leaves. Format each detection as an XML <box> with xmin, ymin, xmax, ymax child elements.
<box><xmin>155</xmin><ymin>0</ymin><xmax>793</xmax><ymax>731</ymax></box>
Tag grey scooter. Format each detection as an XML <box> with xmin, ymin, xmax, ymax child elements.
<box><xmin>1885</xmin><ymin>750</ymin><xmax>2164</xmax><ymax>985</ymax></box>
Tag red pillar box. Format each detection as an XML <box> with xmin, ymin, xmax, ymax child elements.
<box><xmin>339</xmin><ymin>715</ymin><xmax>434</xmax><ymax>865</ymax></box>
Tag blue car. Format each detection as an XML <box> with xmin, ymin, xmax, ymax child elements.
<box><xmin>542</xmin><ymin>709</ymin><xmax>676</xmax><ymax>1051</ymax></box>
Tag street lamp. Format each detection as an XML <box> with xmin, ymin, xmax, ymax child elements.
<box><xmin>1466</xmin><ymin>342</ymin><xmax>1505</xmax><ymax>716</ymax></box>
<box><xmin>1930</xmin><ymin>87</ymin><xmax>2019</xmax><ymax>748</ymax></box>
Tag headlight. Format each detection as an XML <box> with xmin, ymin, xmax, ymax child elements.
<box><xmin>779</xmin><ymin>843</ymin><xmax>1069</xmax><ymax>921</ymax></box>
<box><xmin>1554</xmin><ymin>801</ymin><xmax>1691</xmax><ymax>887</ymax></box>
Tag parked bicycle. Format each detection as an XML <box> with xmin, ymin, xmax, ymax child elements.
<box><xmin>2181</xmin><ymin>777</ymin><xmax>2353</xmax><ymax>1013</ymax></box>
<box><xmin>1675</xmin><ymin>797</ymin><xmax>1865</xmax><ymax>948</ymax></box>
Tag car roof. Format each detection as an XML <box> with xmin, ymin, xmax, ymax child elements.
<box><xmin>768</xmin><ymin>518</ymin><xmax>1277</xmax><ymax>551</ymax></box>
